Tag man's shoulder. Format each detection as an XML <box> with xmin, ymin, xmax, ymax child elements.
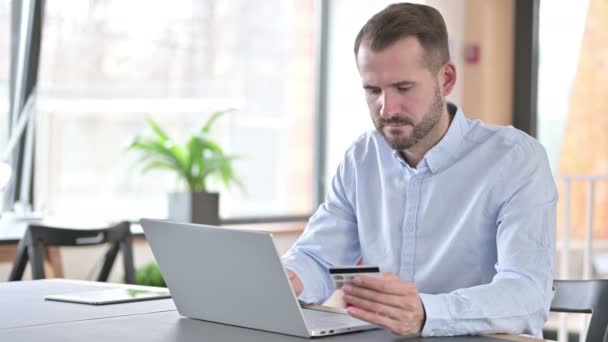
<box><xmin>464</xmin><ymin>119</ymin><xmax>543</xmax><ymax>154</ymax></box>
<box><xmin>460</xmin><ymin>119</ymin><xmax>549</xmax><ymax>182</ymax></box>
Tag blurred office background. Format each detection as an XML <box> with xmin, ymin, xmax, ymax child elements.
<box><xmin>0</xmin><ymin>1</ymin><xmax>606</xmax><ymax>340</ymax></box>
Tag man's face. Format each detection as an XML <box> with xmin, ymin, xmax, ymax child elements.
<box><xmin>356</xmin><ymin>37</ymin><xmax>445</xmax><ymax>151</ymax></box>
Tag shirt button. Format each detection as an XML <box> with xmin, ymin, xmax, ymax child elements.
<box><xmin>406</xmin><ymin>225</ymin><xmax>413</xmax><ymax>232</ymax></box>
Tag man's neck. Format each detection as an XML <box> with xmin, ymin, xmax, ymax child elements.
<box><xmin>401</xmin><ymin>107</ymin><xmax>454</xmax><ymax>168</ymax></box>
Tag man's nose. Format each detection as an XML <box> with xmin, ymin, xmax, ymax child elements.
<box><xmin>379</xmin><ymin>91</ymin><xmax>399</xmax><ymax>118</ymax></box>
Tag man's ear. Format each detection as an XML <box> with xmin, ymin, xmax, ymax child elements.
<box><xmin>438</xmin><ymin>61</ymin><xmax>457</xmax><ymax>97</ymax></box>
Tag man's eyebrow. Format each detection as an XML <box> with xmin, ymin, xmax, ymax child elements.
<box><xmin>362</xmin><ymin>84</ymin><xmax>379</xmax><ymax>90</ymax></box>
<box><xmin>362</xmin><ymin>81</ymin><xmax>416</xmax><ymax>89</ymax></box>
<box><xmin>391</xmin><ymin>81</ymin><xmax>416</xmax><ymax>87</ymax></box>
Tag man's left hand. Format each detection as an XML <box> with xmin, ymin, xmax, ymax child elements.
<box><xmin>342</xmin><ymin>272</ymin><xmax>425</xmax><ymax>335</ymax></box>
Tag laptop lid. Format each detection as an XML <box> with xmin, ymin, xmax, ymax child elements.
<box><xmin>140</xmin><ymin>218</ymin><xmax>311</xmax><ymax>337</ymax></box>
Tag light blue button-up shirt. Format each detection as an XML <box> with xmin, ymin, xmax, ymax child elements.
<box><xmin>281</xmin><ymin>104</ymin><xmax>557</xmax><ymax>337</ymax></box>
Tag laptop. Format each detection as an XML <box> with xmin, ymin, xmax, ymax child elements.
<box><xmin>140</xmin><ymin>218</ymin><xmax>377</xmax><ymax>338</ymax></box>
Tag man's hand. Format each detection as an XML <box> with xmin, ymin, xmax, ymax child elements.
<box><xmin>342</xmin><ymin>272</ymin><xmax>425</xmax><ymax>336</ymax></box>
<box><xmin>286</xmin><ymin>268</ymin><xmax>303</xmax><ymax>297</ymax></box>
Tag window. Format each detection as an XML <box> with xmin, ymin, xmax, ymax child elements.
<box><xmin>0</xmin><ymin>1</ymin><xmax>9</xmax><ymax>153</ymax></box>
<box><xmin>538</xmin><ymin>0</ymin><xmax>608</xmax><ymax>242</ymax></box>
<box><xmin>0</xmin><ymin>1</ymin><xmax>10</xmax><ymax>211</ymax></box>
<box><xmin>537</xmin><ymin>0</ymin><xmax>590</xmax><ymax>173</ymax></box>
<box><xmin>36</xmin><ymin>0</ymin><xmax>317</xmax><ymax>221</ymax></box>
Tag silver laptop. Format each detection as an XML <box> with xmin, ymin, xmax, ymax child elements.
<box><xmin>140</xmin><ymin>218</ymin><xmax>377</xmax><ymax>338</ymax></box>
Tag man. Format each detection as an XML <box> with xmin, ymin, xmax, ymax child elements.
<box><xmin>282</xmin><ymin>2</ymin><xmax>557</xmax><ymax>338</ymax></box>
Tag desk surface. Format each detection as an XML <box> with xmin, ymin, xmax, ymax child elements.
<box><xmin>0</xmin><ymin>279</ymin><xmax>548</xmax><ymax>341</ymax></box>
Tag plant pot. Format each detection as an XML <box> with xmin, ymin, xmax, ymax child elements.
<box><xmin>167</xmin><ymin>192</ymin><xmax>220</xmax><ymax>225</ymax></box>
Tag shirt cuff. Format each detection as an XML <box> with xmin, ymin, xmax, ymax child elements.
<box><xmin>419</xmin><ymin>293</ymin><xmax>455</xmax><ymax>337</ymax></box>
<box><xmin>281</xmin><ymin>253</ymin><xmax>330</xmax><ymax>304</ymax></box>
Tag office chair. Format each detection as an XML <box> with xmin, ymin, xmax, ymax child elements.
<box><xmin>8</xmin><ymin>221</ymin><xmax>135</xmax><ymax>284</ymax></box>
<box><xmin>550</xmin><ymin>279</ymin><xmax>608</xmax><ymax>342</ymax></box>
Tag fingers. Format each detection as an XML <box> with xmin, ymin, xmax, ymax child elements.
<box><xmin>342</xmin><ymin>292</ymin><xmax>402</xmax><ymax>318</ymax></box>
<box><xmin>347</xmin><ymin>305</ymin><xmax>410</xmax><ymax>335</ymax></box>
<box><xmin>346</xmin><ymin>305</ymin><xmax>395</xmax><ymax>328</ymax></box>
<box><xmin>346</xmin><ymin>299</ymin><xmax>422</xmax><ymax>336</ymax></box>
<box><xmin>342</xmin><ymin>284</ymin><xmax>404</xmax><ymax>308</ymax></box>
<box><xmin>343</xmin><ymin>273</ymin><xmax>425</xmax><ymax>336</ymax></box>
<box><xmin>351</xmin><ymin>273</ymin><xmax>416</xmax><ymax>296</ymax></box>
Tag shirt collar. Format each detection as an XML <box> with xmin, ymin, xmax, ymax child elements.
<box><xmin>391</xmin><ymin>102</ymin><xmax>468</xmax><ymax>173</ymax></box>
<box><xmin>424</xmin><ymin>102</ymin><xmax>468</xmax><ymax>173</ymax></box>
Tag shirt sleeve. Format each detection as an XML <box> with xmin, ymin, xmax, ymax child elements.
<box><xmin>281</xmin><ymin>155</ymin><xmax>362</xmax><ymax>304</ymax></box>
<box><xmin>420</xmin><ymin>138</ymin><xmax>557</xmax><ymax>337</ymax></box>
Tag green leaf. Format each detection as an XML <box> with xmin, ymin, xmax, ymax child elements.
<box><xmin>145</xmin><ymin>116</ymin><xmax>170</xmax><ymax>142</ymax></box>
<box><xmin>135</xmin><ymin>262</ymin><xmax>166</xmax><ymax>287</ymax></box>
<box><xmin>201</xmin><ymin>108</ymin><xmax>235</xmax><ymax>134</ymax></box>
<box><xmin>219</xmin><ymin>156</ymin><xmax>235</xmax><ymax>187</ymax></box>
<box><xmin>186</xmin><ymin>136</ymin><xmax>204</xmax><ymax>191</ymax></box>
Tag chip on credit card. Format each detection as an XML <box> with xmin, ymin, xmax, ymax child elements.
<box><xmin>329</xmin><ymin>265</ymin><xmax>380</xmax><ymax>289</ymax></box>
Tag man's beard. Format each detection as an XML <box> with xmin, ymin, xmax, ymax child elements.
<box><xmin>374</xmin><ymin>86</ymin><xmax>444</xmax><ymax>151</ymax></box>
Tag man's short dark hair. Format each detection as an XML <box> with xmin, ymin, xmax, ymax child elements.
<box><xmin>354</xmin><ymin>3</ymin><xmax>450</xmax><ymax>72</ymax></box>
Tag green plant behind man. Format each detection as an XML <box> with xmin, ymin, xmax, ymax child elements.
<box><xmin>125</xmin><ymin>109</ymin><xmax>242</xmax><ymax>192</ymax></box>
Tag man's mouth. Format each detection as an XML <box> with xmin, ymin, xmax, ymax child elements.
<box><xmin>384</xmin><ymin>122</ymin><xmax>412</xmax><ymax>129</ymax></box>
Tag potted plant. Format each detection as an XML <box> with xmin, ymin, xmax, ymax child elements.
<box><xmin>126</xmin><ymin>109</ymin><xmax>241</xmax><ymax>224</ymax></box>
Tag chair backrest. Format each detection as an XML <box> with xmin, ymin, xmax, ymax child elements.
<box><xmin>551</xmin><ymin>279</ymin><xmax>608</xmax><ymax>342</ymax></box>
<box><xmin>27</xmin><ymin>222</ymin><xmax>131</xmax><ymax>246</ymax></box>
<box><xmin>8</xmin><ymin>221</ymin><xmax>135</xmax><ymax>284</ymax></box>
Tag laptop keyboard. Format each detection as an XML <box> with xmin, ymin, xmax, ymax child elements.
<box><xmin>302</xmin><ymin>308</ymin><xmax>364</xmax><ymax>330</ymax></box>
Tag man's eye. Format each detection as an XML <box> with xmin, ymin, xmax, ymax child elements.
<box><xmin>366</xmin><ymin>88</ymin><xmax>381</xmax><ymax>95</ymax></box>
<box><xmin>397</xmin><ymin>87</ymin><xmax>411</xmax><ymax>92</ymax></box>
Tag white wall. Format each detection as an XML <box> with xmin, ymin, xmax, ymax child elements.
<box><xmin>427</xmin><ymin>0</ymin><xmax>465</xmax><ymax>106</ymax></box>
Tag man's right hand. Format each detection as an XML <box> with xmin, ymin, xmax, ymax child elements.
<box><xmin>286</xmin><ymin>268</ymin><xmax>303</xmax><ymax>296</ymax></box>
